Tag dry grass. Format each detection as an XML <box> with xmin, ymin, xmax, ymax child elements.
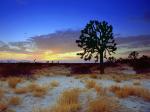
<box><xmin>13</xmin><ymin>87</ymin><xmax>28</xmax><ymax>94</ymax></box>
<box><xmin>49</xmin><ymin>88</ymin><xmax>81</xmax><ymax>112</ymax></box>
<box><xmin>110</xmin><ymin>85</ymin><xmax>150</xmax><ymax>101</ymax></box>
<box><xmin>9</xmin><ymin>96</ymin><xmax>21</xmax><ymax>105</ymax></box>
<box><xmin>89</xmin><ymin>74</ymin><xmax>98</xmax><ymax>79</ymax></box>
<box><xmin>88</xmin><ymin>96</ymin><xmax>120</xmax><ymax>112</ymax></box>
<box><xmin>50</xmin><ymin>80</ymin><xmax>59</xmax><ymax>87</ymax></box>
<box><xmin>0</xmin><ymin>88</ymin><xmax>4</xmax><ymax>98</ymax></box>
<box><xmin>33</xmin><ymin>66</ymin><xmax>70</xmax><ymax>76</ymax></box>
<box><xmin>7</xmin><ymin>77</ymin><xmax>22</xmax><ymax>88</ymax></box>
<box><xmin>85</xmin><ymin>80</ymin><xmax>96</xmax><ymax>89</ymax></box>
<box><xmin>0</xmin><ymin>102</ymin><xmax>8</xmax><ymax>111</ymax></box>
<box><xmin>28</xmin><ymin>83</ymin><xmax>48</xmax><ymax>97</ymax></box>
<box><xmin>109</xmin><ymin>85</ymin><xmax>121</xmax><ymax>93</ymax></box>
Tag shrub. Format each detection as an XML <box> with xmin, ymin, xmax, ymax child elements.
<box><xmin>71</xmin><ymin>65</ymin><xmax>91</xmax><ymax>74</ymax></box>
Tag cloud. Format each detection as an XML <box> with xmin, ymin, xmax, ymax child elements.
<box><xmin>0</xmin><ymin>41</ymin><xmax>34</xmax><ymax>54</ymax></box>
<box><xmin>0</xmin><ymin>30</ymin><xmax>150</xmax><ymax>61</ymax></box>
<box><xmin>29</xmin><ymin>30</ymin><xmax>81</xmax><ymax>53</ymax></box>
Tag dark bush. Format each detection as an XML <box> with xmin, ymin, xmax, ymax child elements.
<box><xmin>71</xmin><ymin>64</ymin><xmax>92</xmax><ymax>74</ymax></box>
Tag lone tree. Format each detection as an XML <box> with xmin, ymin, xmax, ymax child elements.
<box><xmin>128</xmin><ymin>51</ymin><xmax>139</xmax><ymax>60</ymax></box>
<box><xmin>76</xmin><ymin>20</ymin><xmax>117</xmax><ymax>74</ymax></box>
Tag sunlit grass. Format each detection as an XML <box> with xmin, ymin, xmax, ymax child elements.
<box><xmin>88</xmin><ymin>96</ymin><xmax>120</xmax><ymax>112</ymax></box>
<box><xmin>13</xmin><ymin>87</ymin><xmax>28</xmax><ymax>94</ymax></box>
<box><xmin>9</xmin><ymin>96</ymin><xmax>21</xmax><ymax>105</ymax></box>
<box><xmin>0</xmin><ymin>88</ymin><xmax>4</xmax><ymax>98</ymax></box>
<box><xmin>85</xmin><ymin>80</ymin><xmax>96</xmax><ymax>89</ymax></box>
<box><xmin>110</xmin><ymin>85</ymin><xmax>150</xmax><ymax>101</ymax></box>
<box><xmin>0</xmin><ymin>102</ymin><xmax>8</xmax><ymax>111</ymax></box>
<box><xmin>50</xmin><ymin>80</ymin><xmax>59</xmax><ymax>87</ymax></box>
<box><xmin>33</xmin><ymin>88</ymin><xmax>81</xmax><ymax>112</ymax></box>
<box><xmin>27</xmin><ymin>83</ymin><xmax>48</xmax><ymax>97</ymax></box>
<box><xmin>7</xmin><ymin>77</ymin><xmax>23</xmax><ymax>88</ymax></box>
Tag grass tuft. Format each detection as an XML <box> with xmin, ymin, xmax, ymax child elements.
<box><xmin>88</xmin><ymin>96</ymin><xmax>120</xmax><ymax>112</ymax></box>
<box><xmin>50</xmin><ymin>80</ymin><xmax>59</xmax><ymax>87</ymax></box>
<box><xmin>9</xmin><ymin>96</ymin><xmax>21</xmax><ymax>105</ymax></box>
<box><xmin>110</xmin><ymin>85</ymin><xmax>150</xmax><ymax>101</ymax></box>
<box><xmin>7</xmin><ymin>77</ymin><xmax>22</xmax><ymax>88</ymax></box>
<box><xmin>49</xmin><ymin>88</ymin><xmax>81</xmax><ymax>112</ymax></box>
<box><xmin>85</xmin><ymin>80</ymin><xmax>96</xmax><ymax>89</ymax></box>
<box><xmin>0</xmin><ymin>88</ymin><xmax>4</xmax><ymax>98</ymax></box>
<box><xmin>0</xmin><ymin>102</ymin><xmax>8</xmax><ymax>111</ymax></box>
<box><xmin>13</xmin><ymin>87</ymin><xmax>28</xmax><ymax>94</ymax></box>
<box><xmin>28</xmin><ymin>83</ymin><xmax>48</xmax><ymax>97</ymax></box>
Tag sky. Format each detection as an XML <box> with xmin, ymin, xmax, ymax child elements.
<box><xmin>0</xmin><ymin>0</ymin><xmax>150</xmax><ymax>62</ymax></box>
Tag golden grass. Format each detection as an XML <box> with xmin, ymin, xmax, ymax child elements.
<box><xmin>49</xmin><ymin>88</ymin><xmax>81</xmax><ymax>112</ymax></box>
<box><xmin>109</xmin><ymin>85</ymin><xmax>150</xmax><ymax>101</ymax></box>
<box><xmin>89</xmin><ymin>74</ymin><xmax>98</xmax><ymax>79</ymax></box>
<box><xmin>85</xmin><ymin>80</ymin><xmax>96</xmax><ymax>89</ymax></box>
<box><xmin>13</xmin><ymin>87</ymin><xmax>28</xmax><ymax>94</ymax></box>
<box><xmin>33</xmin><ymin>66</ymin><xmax>70</xmax><ymax>76</ymax></box>
<box><xmin>28</xmin><ymin>83</ymin><xmax>48</xmax><ymax>97</ymax></box>
<box><xmin>50</xmin><ymin>80</ymin><xmax>59</xmax><ymax>87</ymax></box>
<box><xmin>88</xmin><ymin>96</ymin><xmax>120</xmax><ymax>112</ymax></box>
<box><xmin>0</xmin><ymin>102</ymin><xmax>8</xmax><ymax>111</ymax></box>
<box><xmin>7</xmin><ymin>77</ymin><xmax>22</xmax><ymax>88</ymax></box>
<box><xmin>0</xmin><ymin>88</ymin><xmax>4</xmax><ymax>98</ymax></box>
<box><xmin>9</xmin><ymin>96</ymin><xmax>21</xmax><ymax>105</ymax></box>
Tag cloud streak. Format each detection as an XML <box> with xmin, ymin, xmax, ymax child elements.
<box><xmin>0</xmin><ymin>30</ymin><xmax>150</xmax><ymax>62</ymax></box>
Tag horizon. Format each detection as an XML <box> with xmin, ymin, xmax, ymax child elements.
<box><xmin>0</xmin><ymin>0</ymin><xmax>150</xmax><ymax>62</ymax></box>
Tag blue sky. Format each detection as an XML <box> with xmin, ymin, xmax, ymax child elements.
<box><xmin>0</xmin><ymin>0</ymin><xmax>150</xmax><ymax>42</ymax></box>
<box><xmin>0</xmin><ymin>0</ymin><xmax>150</xmax><ymax>62</ymax></box>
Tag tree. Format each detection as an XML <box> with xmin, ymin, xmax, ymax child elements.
<box><xmin>76</xmin><ymin>20</ymin><xmax>117</xmax><ymax>74</ymax></box>
<box><xmin>128</xmin><ymin>51</ymin><xmax>139</xmax><ymax>60</ymax></box>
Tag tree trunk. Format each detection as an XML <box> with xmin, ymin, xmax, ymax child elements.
<box><xmin>100</xmin><ymin>52</ymin><xmax>104</xmax><ymax>74</ymax></box>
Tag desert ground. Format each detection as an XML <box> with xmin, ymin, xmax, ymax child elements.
<box><xmin>0</xmin><ymin>64</ymin><xmax>150</xmax><ymax>112</ymax></box>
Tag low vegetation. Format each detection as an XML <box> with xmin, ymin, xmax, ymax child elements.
<box><xmin>110</xmin><ymin>85</ymin><xmax>150</xmax><ymax>101</ymax></box>
<box><xmin>85</xmin><ymin>80</ymin><xmax>96</xmax><ymax>89</ymax></box>
<box><xmin>28</xmin><ymin>83</ymin><xmax>48</xmax><ymax>97</ymax></box>
<box><xmin>7</xmin><ymin>77</ymin><xmax>22</xmax><ymax>88</ymax></box>
<box><xmin>9</xmin><ymin>96</ymin><xmax>21</xmax><ymax>105</ymax></box>
<box><xmin>50</xmin><ymin>80</ymin><xmax>59</xmax><ymax>87</ymax></box>
<box><xmin>0</xmin><ymin>102</ymin><xmax>8</xmax><ymax>111</ymax></box>
<box><xmin>35</xmin><ymin>88</ymin><xmax>81</xmax><ymax>112</ymax></box>
<box><xmin>0</xmin><ymin>88</ymin><xmax>4</xmax><ymax>98</ymax></box>
<box><xmin>88</xmin><ymin>96</ymin><xmax>120</xmax><ymax>112</ymax></box>
<box><xmin>13</xmin><ymin>87</ymin><xmax>28</xmax><ymax>94</ymax></box>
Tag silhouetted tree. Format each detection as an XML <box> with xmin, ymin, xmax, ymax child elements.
<box><xmin>76</xmin><ymin>20</ymin><xmax>117</xmax><ymax>74</ymax></box>
<box><xmin>128</xmin><ymin>51</ymin><xmax>139</xmax><ymax>60</ymax></box>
